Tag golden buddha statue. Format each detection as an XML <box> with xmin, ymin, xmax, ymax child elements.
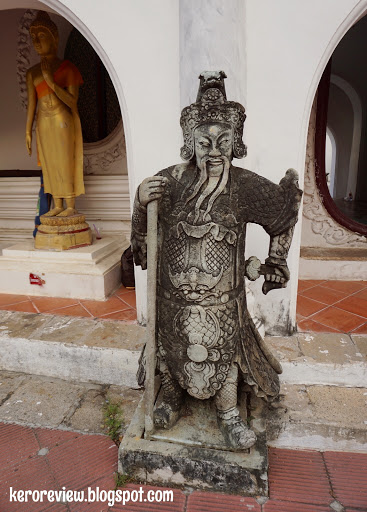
<box><xmin>26</xmin><ymin>11</ymin><xmax>92</xmax><ymax>249</ymax></box>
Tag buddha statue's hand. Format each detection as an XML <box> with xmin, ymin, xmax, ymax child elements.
<box><xmin>138</xmin><ymin>176</ymin><xmax>167</xmax><ymax>207</ymax></box>
<box><xmin>26</xmin><ymin>133</ymin><xmax>32</xmax><ymax>156</ymax></box>
<box><xmin>41</xmin><ymin>58</ymin><xmax>54</xmax><ymax>88</ymax></box>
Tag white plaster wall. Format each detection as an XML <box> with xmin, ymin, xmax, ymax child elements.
<box><xmin>244</xmin><ymin>0</ymin><xmax>365</xmax><ymax>332</ymax></box>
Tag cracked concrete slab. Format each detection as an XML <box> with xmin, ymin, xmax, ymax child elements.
<box><xmin>0</xmin><ymin>374</ymin><xmax>84</xmax><ymax>427</ymax></box>
<box><xmin>265</xmin><ymin>335</ymin><xmax>302</xmax><ymax>361</ymax></box>
<box><xmin>0</xmin><ymin>371</ymin><xmax>27</xmax><ymax>404</ymax></box>
<box><xmin>351</xmin><ymin>334</ymin><xmax>367</xmax><ymax>358</ymax></box>
<box><xmin>298</xmin><ymin>333</ymin><xmax>360</xmax><ymax>364</ymax></box>
<box><xmin>34</xmin><ymin>315</ymin><xmax>96</xmax><ymax>344</ymax></box>
<box><xmin>0</xmin><ymin>370</ymin><xmax>143</xmax><ymax>436</ymax></box>
<box><xmin>0</xmin><ymin>312</ymin><xmax>50</xmax><ymax>339</ymax></box>
<box><xmin>306</xmin><ymin>385</ymin><xmax>367</xmax><ymax>429</ymax></box>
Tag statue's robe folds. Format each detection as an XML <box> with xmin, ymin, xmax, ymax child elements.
<box><xmin>132</xmin><ymin>163</ymin><xmax>301</xmax><ymax>402</ymax></box>
<box><xmin>35</xmin><ymin>60</ymin><xmax>84</xmax><ymax>199</ymax></box>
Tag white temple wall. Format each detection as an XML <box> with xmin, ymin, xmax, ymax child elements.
<box><xmin>1</xmin><ymin>0</ymin><xmax>365</xmax><ymax>329</ymax></box>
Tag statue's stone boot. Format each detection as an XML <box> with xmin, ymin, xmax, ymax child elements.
<box><xmin>217</xmin><ymin>407</ymin><xmax>257</xmax><ymax>450</ymax></box>
<box><xmin>154</xmin><ymin>371</ymin><xmax>184</xmax><ymax>429</ymax></box>
<box><xmin>154</xmin><ymin>401</ymin><xmax>182</xmax><ymax>429</ymax></box>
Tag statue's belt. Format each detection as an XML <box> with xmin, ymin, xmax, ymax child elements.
<box><xmin>157</xmin><ymin>284</ymin><xmax>244</xmax><ymax>307</ymax></box>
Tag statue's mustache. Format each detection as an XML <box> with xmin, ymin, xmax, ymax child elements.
<box><xmin>185</xmin><ymin>156</ymin><xmax>230</xmax><ymax>224</ymax></box>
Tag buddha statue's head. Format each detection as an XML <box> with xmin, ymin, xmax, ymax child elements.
<box><xmin>29</xmin><ymin>11</ymin><xmax>59</xmax><ymax>57</ymax></box>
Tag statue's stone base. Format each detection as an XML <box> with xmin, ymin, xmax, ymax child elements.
<box><xmin>35</xmin><ymin>214</ymin><xmax>92</xmax><ymax>251</ymax></box>
<box><xmin>0</xmin><ymin>237</ymin><xmax>129</xmax><ymax>300</ymax></box>
<box><xmin>118</xmin><ymin>391</ymin><xmax>268</xmax><ymax>496</ymax></box>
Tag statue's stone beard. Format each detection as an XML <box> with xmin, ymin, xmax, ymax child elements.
<box><xmin>185</xmin><ymin>155</ymin><xmax>231</xmax><ymax>224</ymax></box>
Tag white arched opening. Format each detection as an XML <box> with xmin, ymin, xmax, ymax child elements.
<box><xmin>0</xmin><ymin>0</ymin><xmax>181</xmax><ymax>321</ymax></box>
<box><xmin>330</xmin><ymin>74</ymin><xmax>362</xmax><ymax>200</ymax></box>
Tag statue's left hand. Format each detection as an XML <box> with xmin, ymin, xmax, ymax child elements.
<box><xmin>262</xmin><ymin>258</ymin><xmax>290</xmax><ymax>295</ymax></box>
<box><xmin>41</xmin><ymin>58</ymin><xmax>54</xmax><ymax>86</ymax></box>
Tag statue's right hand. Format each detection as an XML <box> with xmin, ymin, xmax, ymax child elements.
<box><xmin>138</xmin><ymin>176</ymin><xmax>167</xmax><ymax>207</ymax></box>
<box><xmin>26</xmin><ymin>133</ymin><xmax>32</xmax><ymax>156</ymax></box>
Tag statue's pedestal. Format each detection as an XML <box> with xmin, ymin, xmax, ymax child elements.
<box><xmin>118</xmin><ymin>391</ymin><xmax>269</xmax><ymax>496</ymax></box>
<box><xmin>35</xmin><ymin>214</ymin><xmax>92</xmax><ymax>251</ymax></box>
<box><xmin>0</xmin><ymin>237</ymin><xmax>128</xmax><ymax>300</ymax></box>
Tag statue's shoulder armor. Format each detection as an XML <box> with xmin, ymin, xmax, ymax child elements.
<box><xmin>159</xmin><ymin>162</ymin><xmax>192</xmax><ymax>183</ymax></box>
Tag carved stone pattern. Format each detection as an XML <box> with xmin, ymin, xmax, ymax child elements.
<box><xmin>17</xmin><ymin>9</ymin><xmax>37</xmax><ymax>111</ymax></box>
<box><xmin>205</xmin><ymin>234</ymin><xmax>230</xmax><ymax>273</ymax></box>
<box><xmin>166</xmin><ymin>232</ymin><xmax>186</xmax><ymax>273</ymax></box>
<box><xmin>83</xmin><ymin>139</ymin><xmax>124</xmax><ymax>174</ymax></box>
<box><xmin>303</xmin><ymin>98</ymin><xmax>366</xmax><ymax>246</ymax></box>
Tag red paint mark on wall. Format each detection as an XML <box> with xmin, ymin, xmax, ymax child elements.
<box><xmin>29</xmin><ymin>273</ymin><xmax>45</xmax><ymax>286</ymax></box>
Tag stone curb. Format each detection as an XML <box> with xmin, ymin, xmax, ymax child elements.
<box><xmin>0</xmin><ymin>311</ymin><xmax>366</xmax><ymax>388</ymax></box>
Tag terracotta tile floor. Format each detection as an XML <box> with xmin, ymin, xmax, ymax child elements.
<box><xmin>297</xmin><ymin>280</ymin><xmax>367</xmax><ymax>334</ymax></box>
<box><xmin>1</xmin><ymin>422</ymin><xmax>366</xmax><ymax>511</ymax></box>
<box><xmin>0</xmin><ymin>285</ymin><xmax>137</xmax><ymax>323</ymax></box>
<box><xmin>0</xmin><ymin>280</ymin><xmax>366</xmax><ymax>333</ymax></box>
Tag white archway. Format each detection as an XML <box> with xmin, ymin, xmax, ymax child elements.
<box><xmin>301</xmin><ymin>2</ymin><xmax>367</xmax><ymax>172</ymax></box>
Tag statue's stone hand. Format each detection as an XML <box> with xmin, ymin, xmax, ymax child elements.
<box><xmin>138</xmin><ymin>176</ymin><xmax>167</xmax><ymax>207</ymax></box>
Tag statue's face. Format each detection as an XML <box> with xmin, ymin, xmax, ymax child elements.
<box><xmin>30</xmin><ymin>28</ymin><xmax>56</xmax><ymax>56</ymax></box>
<box><xmin>194</xmin><ymin>123</ymin><xmax>233</xmax><ymax>176</ymax></box>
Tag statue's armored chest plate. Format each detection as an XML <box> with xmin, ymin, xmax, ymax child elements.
<box><xmin>160</xmin><ymin>201</ymin><xmax>239</xmax><ymax>301</ymax></box>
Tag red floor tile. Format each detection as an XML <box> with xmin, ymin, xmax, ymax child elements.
<box><xmin>0</xmin><ymin>293</ymin><xmax>30</xmax><ymax>306</ymax></box>
<box><xmin>311</xmin><ymin>306</ymin><xmax>366</xmax><ymax>332</ymax></box>
<box><xmin>68</xmin><ymin>474</ymin><xmax>115</xmax><ymax>512</ymax></box>
<box><xmin>297</xmin><ymin>318</ymin><xmax>341</xmax><ymax>333</ymax></box>
<box><xmin>0</xmin><ymin>457</ymin><xmax>58</xmax><ymax>512</ymax></box>
<box><xmin>47</xmin><ymin>434</ymin><xmax>117</xmax><ymax>491</ymax></box>
<box><xmin>187</xmin><ymin>491</ymin><xmax>260</xmax><ymax>511</ymax></box>
<box><xmin>47</xmin><ymin>304</ymin><xmax>93</xmax><ymax>318</ymax></box>
<box><xmin>80</xmin><ymin>297</ymin><xmax>131</xmax><ymax>317</ymax></box>
<box><xmin>321</xmin><ymin>280</ymin><xmax>366</xmax><ymax>294</ymax></box>
<box><xmin>43</xmin><ymin>504</ymin><xmax>69</xmax><ymax>512</ymax></box>
<box><xmin>354</xmin><ymin>288</ymin><xmax>367</xmax><ymax>300</ymax></box>
<box><xmin>268</xmin><ymin>448</ymin><xmax>332</xmax><ymax>505</ymax></box>
<box><xmin>35</xmin><ymin>428</ymin><xmax>81</xmax><ymax>449</ymax></box>
<box><xmin>0</xmin><ymin>423</ymin><xmax>39</xmax><ymax>467</ymax></box>
<box><xmin>298</xmin><ymin>280</ymin><xmax>327</xmax><ymax>291</ymax></box>
<box><xmin>299</xmin><ymin>285</ymin><xmax>348</xmax><ymax>306</ymax></box>
<box><xmin>264</xmin><ymin>501</ymin><xmax>330</xmax><ymax>511</ymax></box>
<box><xmin>0</xmin><ymin>300</ymin><xmax>38</xmax><ymax>313</ymax></box>
<box><xmin>336</xmin><ymin>296</ymin><xmax>367</xmax><ymax>319</ymax></box>
<box><xmin>110</xmin><ymin>484</ymin><xmax>186</xmax><ymax>511</ymax></box>
<box><xmin>351</xmin><ymin>321</ymin><xmax>367</xmax><ymax>334</ymax></box>
<box><xmin>30</xmin><ymin>296</ymin><xmax>79</xmax><ymax>313</ymax></box>
<box><xmin>324</xmin><ymin>452</ymin><xmax>367</xmax><ymax>510</ymax></box>
<box><xmin>100</xmin><ymin>309</ymin><xmax>137</xmax><ymax>321</ymax></box>
<box><xmin>296</xmin><ymin>295</ymin><xmax>327</xmax><ymax>318</ymax></box>
<box><xmin>114</xmin><ymin>285</ymin><xmax>133</xmax><ymax>296</ymax></box>
<box><xmin>117</xmin><ymin>291</ymin><xmax>136</xmax><ymax>309</ymax></box>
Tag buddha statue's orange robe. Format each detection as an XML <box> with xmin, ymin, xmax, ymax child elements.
<box><xmin>35</xmin><ymin>60</ymin><xmax>84</xmax><ymax>199</ymax></box>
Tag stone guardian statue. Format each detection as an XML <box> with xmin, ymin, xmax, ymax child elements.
<box><xmin>132</xmin><ymin>71</ymin><xmax>302</xmax><ymax>450</ymax></box>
